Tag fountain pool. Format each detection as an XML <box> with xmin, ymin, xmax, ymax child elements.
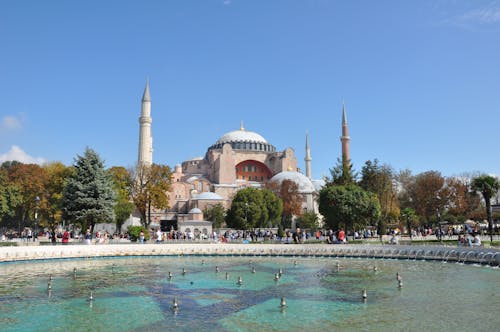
<box><xmin>0</xmin><ymin>256</ymin><xmax>498</xmax><ymax>331</ymax></box>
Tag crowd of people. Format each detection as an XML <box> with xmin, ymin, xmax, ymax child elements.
<box><xmin>0</xmin><ymin>224</ymin><xmax>490</xmax><ymax>247</ymax></box>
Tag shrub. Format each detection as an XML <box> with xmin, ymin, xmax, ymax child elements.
<box><xmin>128</xmin><ymin>226</ymin><xmax>150</xmax><ymax>242</ymax></box>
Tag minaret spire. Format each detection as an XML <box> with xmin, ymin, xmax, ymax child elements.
<box><xmin>138</xmin><ymin>79</ymin><xmax>153</xmax><ymax>165</ymax></box>
<box><xmin>305</xmin><ymin>131</ymin><xmax>312</xmax><ymax>179</ymax></box>
<box><xmin>340</xmin><ymin>102</ymin><xmax>350</xmax><ymax>167</ymax></box>
<box><xmin>142</xmin><ymin>78</ymin><xmax>151</xmax><ymax>102</ymax></box>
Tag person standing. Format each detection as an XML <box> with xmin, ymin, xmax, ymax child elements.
<box><xmin>84</xmin><ymin>230</ymin><xmax>92</xmax><ymax>245</ymax></box>
<box><xmin>51</xmin><ymin>229</ymin><xmax>57</xmax><ymax>245</ymax></box>
<box><xmin>62</xmin><ymin>229</ymin><xmax>70</xmax><ymax>244</ymax></box>
<box><xmin>338</xmin><ymin>228</ymin><xmax>346</xmax><ymax>243</ymax></box>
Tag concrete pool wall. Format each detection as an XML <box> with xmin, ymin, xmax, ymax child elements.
<box><xmin>1</xmin><ymin>243</ymin><xmax>499</xmax><ymax>266</ymax></box>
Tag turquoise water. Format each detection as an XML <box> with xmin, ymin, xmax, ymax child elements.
<box><xmin>0</xmin><ymin>256</ymin><xmax>498</xmax><ymax>331</ymax></box>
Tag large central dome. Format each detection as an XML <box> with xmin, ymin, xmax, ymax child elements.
<box><xmin>216</xmin><ymin>129</ymin><xmax>268</xmax><ymax>145</ymax></box>
<box><xmin>208</xmin><ymin>125</ymin><xmax>276</xmax><ymax>152</ymax></box>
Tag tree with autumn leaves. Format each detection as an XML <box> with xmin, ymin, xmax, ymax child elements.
<box><xmin>129</xmin><ymin>163</ymin><xmax>172</xmax><ymax>228</ymax></box>
<box><xmin>0</xmin><ymin>151</ymin><xmax>173</xmax><ymax>234</ymax></box>
<box><xmin>266</xmin><ymin>179</ymin><xmax>303</xmax><ymax>229</ymax></box>
<box><xmin>1</xmin><ymin>161</ymin><xmax>45</xmax><ymax>233</ymax></box>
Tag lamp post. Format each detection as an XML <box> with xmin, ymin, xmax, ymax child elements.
<box><xmin>244</xmin><ymin>202</ymin><xmax>248</xmax><ymax>225</ymax></box>
<box><xmin>34</xmin><ymin>196</ymin><xmax>40</xmax><ymax>242</ymax></box>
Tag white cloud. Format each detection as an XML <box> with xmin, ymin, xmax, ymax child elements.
<box><xmin>0</xmin><ymin>145</ymin><xmax>46</xmax><ymax>165</ymax></box>
<box><xmin>444</xmin><ymin>2</ymin><xmax>500</xmax><ymax>27</ymax></box>
<box><xmin>0</xmin><ymin>114</ymin><xmax>25</xmax><ymax>131</ymax></box>
<box><xmin>459</xmin><ymin>6</ymin><xmax>500</xmax><ymax>24</ymax></box>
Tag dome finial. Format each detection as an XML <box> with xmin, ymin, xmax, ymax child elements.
<box><xmin>240</xmin><ymin>121</ymin><xmax>245</xmax><ymax>131</ymax></box>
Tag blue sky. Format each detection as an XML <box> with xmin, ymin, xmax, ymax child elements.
<box><xmin>1</xmin><ymin>0</ymin><xmax>499</xmax><ymax>180</ymax></box>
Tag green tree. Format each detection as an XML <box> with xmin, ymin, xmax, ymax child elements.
<box><xmin>42</xmin><ymin>162</ymin><xmax>74</xmax><ymax>233</ymax></box>
<box><xmin>129</xmin><ymin>163</ymin><xmax>172</xmax><ymax>228</ymax></box>
<box><xmin>0</xmin><ymin>168</ymin><xmax>22</xmax><ymax>226</ymax></box>
<box><xmin>127</xmin><ymin>225</ymin><xmax>150</xmax><ymax>242</ymax></box>
<box><xmin>62</xmin><ymin>148</ymin><xmax>116</xmax><ymax>233</ymax></box>
<box><xmin>319</xmin><ymin>184</ymin><xmax>381</xmax><ymax>232</ymax></box>
<box><xmin>471</xmin><ymin>175</ymin><xmax>500</xmax><ymax>243</ymax></box>
<box><xmin>359</xmin><ymin>159</ymin><xmax>400</xmax><ymax>224</ymax></box>
<box><xmin>328</xmin><ymin>158</ymin><xmax>356</xmax><ymax>186</ymax></box>
<box><xmin>108</xmin><ymin>166</ymin><xmax>135</xmax><ymax>234</ymax></box>
<box><xmin>400</xmin><ymin>207</ymin><xmax>417</xmax><ymax>239</ymax></box>
<box><xmin>226</xmin><ymin>188</ymin><xmax>263</xmax><ymax>229</ymax></box>
<box><xmin>225</xmin><ymin>187</ymin><xmax>282</xmax><ymax>230</ymax></box>
<box><xmin>203</xmin><ymin>203</ymin><xmax>226</xmax><ymax>229</ymax></box>
<box><xmin>261</xmin><ymin>188</ymin><xmax>283</xmax><ymax>228</ymax></box>
<box><xmin>295</xmin><ymin>211</ymin><xmax>319</xmax><ymax>230</ymax></box>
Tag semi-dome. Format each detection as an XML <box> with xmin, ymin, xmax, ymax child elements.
<box><xmin>270</xmin><ymin>171</ymin><xmax>316</xmax><ymax>193</ymax></box>
<box><xmin>188</xmin><ymin>208</ymin><xmax>202</xmax><ymax>214</ymax></box>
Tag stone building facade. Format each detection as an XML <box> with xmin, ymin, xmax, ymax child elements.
<box><xmin>135</xmin><ymin>82</ymin><xmax>332</xmax><ymax>234</ymax></box>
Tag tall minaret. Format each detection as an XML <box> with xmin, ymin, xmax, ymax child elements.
<box><xmin>340</xmin><ymin>102</ymin><xmax>350</xmax><ymax>167</ymax></box>
<box><xmin>138</xmin><ymin>80</ymin><xmax>153</xmax><ymax>165</ymax></box>
<box><xmin>305</xmin><ymin>131</ymin><xmax>312</xmax><ymax>179</ymax></box>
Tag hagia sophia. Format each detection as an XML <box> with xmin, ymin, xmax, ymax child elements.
<box><xmin>134</xmin><ymin>81</ymin><xmax>350</xmax><ymax>235</ymax></box>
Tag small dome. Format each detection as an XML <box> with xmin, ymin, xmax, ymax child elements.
<box><xmin>188</xmin><ymin>208</ymin><xmax>203</xmax><ymax>214</ymax></box>
<box><xmin>270</xmin><ymin>171</ymin><xmax>316</xmax><ymax>193</ymax></box>
<box><xmin>186</xmin><ymin>176</ymin><xmax>199</xmax><ymax>183</ymax></box>
<box><xmin>193</xmin><ymin>192</ymin><xmax>223</xmax><ymax>200</ymax></box>
<box><xmin>216</xmin><ymin>129</ymin><xmax>268</xmax><ymax>145</ymax></box>
<box><xmin>311</xmin><ymin>179</ymin><xmax>325</xmax><ymax>191</ymax></box>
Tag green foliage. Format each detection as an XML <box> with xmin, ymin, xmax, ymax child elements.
<box><xmin>327</xmin><ymin>158</ymin><xmax>356</xmax><ymax>186</ymax></box>
<box><xmin>62</xmin><ymin>147</ymin><xmax>116</xmax><ymax>232</ymax></box>
<box><xmin>127</xmin><ymin>225</ymin><xmax>150</xmax><ymax>242</ymax></box>
<box><xmin>319</xmin><ymin>183</ymin><xmax>381</xmax><ymax>231</ymax></box>
<box><xmin>377</xmin><ymin>218</ymin><xmax>387</xmax><ymax>237</ymax></box>
<box><xmin>472</xmin><ymin>175</ymin><xmax>500</xmax><ymax>242</ymax></box>
<box><xmin>114</xmin><ymin>200</ymin><xmax>135</xmax><ymax>233</ymax></box>
<box><xmin>0</xmin><ymin>168</ymin><xmax>22</xmax><ymax>220</ymax></box>
<box><xmin>203</xmin><ymin>203</ymin><xmax>226</xmax><ymax>229</ymax></box>
<box><xmin>277</xmin><ymin>224</ymin><xmax>285</xmax><ymax>238</ymax></box>
<box><xmin>401</xmin><ymin>207</ymin><xmax>417</xmax><ymax>237</ymax></box>
<box><xmin>108</xmin><ymin>166</ymin><xmax>134</xmax><ymax>233</ymax></box>
<box><xmin>359</xmin><ymin>159</ymin><xmax>399</xmax><ymax>222</ymax></box>
<box><xmin>261</xmin><ymin>188</ymin><xmax>283</xmax><ymax>227</ymax></box>
<box><xmin>472</xmin><ymin>175</ymin><xmax>499</xmax><ymax>203</ymax></box>
<box><xmin>43</xmin><ymin>162</ymin><xmax>74</xmax><ymax>230</ymax></box>
<box><xmin>226</xmin><ymin>187</ymin><xmax>283</xmax><ymax>230</ymax></box>
<box><xmin>295</xmin><ymin>211</ymin><xmax>320</xmax><ymax>230</ymax></box>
